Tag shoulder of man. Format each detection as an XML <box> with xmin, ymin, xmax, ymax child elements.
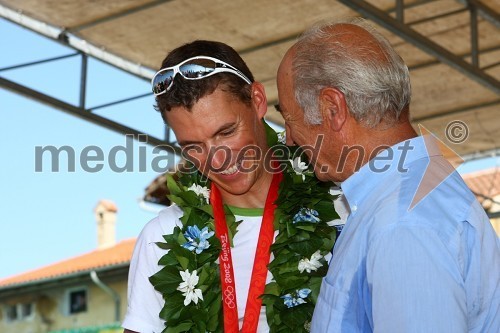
<box><xmin>137</xmin><ymin>204</ymin><xmax>184</xmax><ymax>244</ymax></box>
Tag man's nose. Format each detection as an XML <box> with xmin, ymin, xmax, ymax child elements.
<box><xmin>207</xmin><ymin>145</ymin><xmax>232</xmax><ymax>172</ymax></box>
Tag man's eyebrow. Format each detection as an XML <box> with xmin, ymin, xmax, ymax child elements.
<box><xmin>274</xmin><ymin>104</ymin><xmax>282</xmax><ymax>113</ymax></box>
<box><xmin>177</xmin><ymin>139</ymin><xmax>199</xmax><ymax>147</ymax></box>
<box><xmin>213</xmin><ymin>122</ymin><xmax>237</xmax><ymax>135</ymax></box>
<box><xmin>177</xmin><ymin>122</ymin><xmax>236</xmax><ymax>147</ymax></box>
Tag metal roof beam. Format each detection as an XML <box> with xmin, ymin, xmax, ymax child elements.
<box><xmin>460</xmin><ymin>147</ymin><xmax>500</xmax><ymax>163</ymax></box>
<box><xmin>88</xmin><ymin>92</ymin><xmax>152</xmax><ymax>112</ymax></box>
<box><xmin>386</xmin><ymin>0</ymin><xmax>435</xmax><ymax>12</ymax></box>
<box><xmin>0</xmin><ymin>52</ymin><xmax>79</xmax><ymax>71</ymax></box>
<box><xmin>0</xmin><ymin>75</ymin><xmax>180</xmax><ymax>155</ymax></box>
<box><xmin>339</xmin><ymin>0</ymin><xmax>500</xmax><ymax>95</ymax></box>
<box><xmin>0</xmin><ymin>5</ymin><xmax>155</xmax><ymax>80</ymax></box>
<box><xmin>459</xmin><ymin>0</ymin><xmax>500</xmax><ymax>28</ymax></box>
<box><xmin>405</xmin><ymin>8</ymin><xmax>468</xmax><ymax>26</ymax></box>
<box><xmin>409</xmin><ymin>44</ymin><xmax>500</xmax><ymax>71</ymax></box>
<box><xmin>412</xmin><ymin>99</ymin><xmax>500</xmax><ymax>122</ymax></box>
<box><xmin>238</xmin><ymin>34</ymin><xmax>300</xmax><ymax>55</ymax></box>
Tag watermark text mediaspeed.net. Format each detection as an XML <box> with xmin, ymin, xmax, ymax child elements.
<box><xmin>34</xmin><ymin>121</ymin><xmax>468</xmax><ymax>176</ymax></box>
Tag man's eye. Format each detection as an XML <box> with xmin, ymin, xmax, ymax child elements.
<box><xmin>220</xmin><ymin>129</ymin><xmax>235</xmax><ymax>136</ymax></box>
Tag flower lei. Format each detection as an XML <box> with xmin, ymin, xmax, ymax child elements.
<box><xmin>150</xmin><ymin>123</ymin><xmax>339</xmax><ymax>333</ymax></box>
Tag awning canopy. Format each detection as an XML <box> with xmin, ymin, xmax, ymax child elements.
<box><xmin>1</xmin><ymin>0</ymin><xmax>499</xmax><ymax>160</ymax></box>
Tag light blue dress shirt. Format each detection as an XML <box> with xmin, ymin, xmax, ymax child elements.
<box><xmin>311</xmin><ymin>136</ymin><xmax>500</xmax><ymax>333</ymax></box>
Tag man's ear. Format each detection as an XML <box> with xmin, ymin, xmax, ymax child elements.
<box><xmin>319</xmin><ymin>87</ymin><xmax>348</xmax><ymax>132</ymax></box>
<box><xmin>251</xmin><ymin>82</ymin><xmax>268</xmax><ymax>120</ymax></box>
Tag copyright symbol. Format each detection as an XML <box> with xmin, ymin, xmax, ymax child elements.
<box><xmin>445</xmin><ymin>120</ymin><xmax>469</xmax><ymax>144</ymax></box>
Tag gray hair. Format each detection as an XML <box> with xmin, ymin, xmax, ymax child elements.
<box><xmin>292</xmin><ymin>18</ymin><xmax>411</xmax><ymax>127</ymax></box>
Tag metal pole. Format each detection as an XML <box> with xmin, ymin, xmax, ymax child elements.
<box><xmin>88</xmin><ymin>92</ymin><xmax>151</xmax><ymax>112</ymax></box>
<box><xmin>165</xmin><ymin>126</ymin><xmax>170</xmax><ymax>144</ymax></box>
<box><xmin>396</xmin><ymin>0</ymin><xmax>404</xmax><ymax>23</ymax></box>
<box><xmin>0</xmin><ymin>53</ymin><xmax>79</xmax><ymax>72</ymax></box>
<box><xmin>90</xmin><ymin>271</ymin><xmax>120</xmax><ymax>322</ymax></box>
<box><xmin>469</xmin><ymin>3</ymin><xmax>479</xmax><ymax>68</ymax></box>
<box><xmin>80</xmin><ymin>53</ymin><xmax>88</xmax><ymax>109</ymax></box>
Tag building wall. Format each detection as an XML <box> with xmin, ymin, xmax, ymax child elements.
<box><xmin>0</xmin><ymin>277</ymin><xmax>128</xmax><ymax>333</ymax></box>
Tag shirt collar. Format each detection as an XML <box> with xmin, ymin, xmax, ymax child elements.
<box><xmin>341</xmin><ymin>135</ymin><xmax>438</xmax><ymax>213</ymax></box>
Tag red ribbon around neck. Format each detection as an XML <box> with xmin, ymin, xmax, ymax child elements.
<box><xmin>210</xmin><ymin>171</ymin><xmax>282</xmax><ymax>333</ymax></box>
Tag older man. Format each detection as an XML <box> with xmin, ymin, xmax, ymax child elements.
<box><xmin>276</xmin><ymin>19</ymin><xmax>499</xmax><ymax>333</ymax></box>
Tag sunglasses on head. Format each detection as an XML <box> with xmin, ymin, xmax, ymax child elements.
<box><xmin>151</xmin><ymin>55</ymin><xmax>252</xmax><ymax>96</ymax></box>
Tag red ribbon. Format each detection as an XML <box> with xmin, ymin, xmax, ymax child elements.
<box><xmin>210</xmin><ymin>171</ymin><xmax>283</xmax><ymax>333</ymax></box>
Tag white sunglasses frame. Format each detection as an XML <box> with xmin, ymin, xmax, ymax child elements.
<box><xmin>151</xmin><ymin>55</ymin><xmax>252</xmax><ymax>96</ymax></box>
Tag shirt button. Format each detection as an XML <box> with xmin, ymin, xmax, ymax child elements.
<box><xmin>352</xmin><ymin>205</ymin><xmax>357</xmax><ymax>212</ymax></box>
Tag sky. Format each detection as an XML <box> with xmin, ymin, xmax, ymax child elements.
<box><xmin>0</xmin><ymin>18</ymin><xmax>171</xmax><ymax>279</ymax></box>
<box><xmin>0</xmin><ymin>18</ymin><xmax>498</xmax><ymax>279</ymax></box>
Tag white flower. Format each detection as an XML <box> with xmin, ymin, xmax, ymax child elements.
<box><xmin>289</xmin><ymin>156</ymin><xmax>308</xmax><ymax>181</ymax></box>
<box><xmin>177</xmin><ymin>269</ymin><xmax>204</xmax><ymax>306</ymax></box>
<box><xmin>298</xmin><ymin>250</ymin><xmax>323</xmax><ymax>273</ymax></box>
<box><xmin>187</xmin><ymin>184</ymin><xmax>210</xmax><ymax>203</ymax></box>
<box><xmin>277</xmin><ymin>131</ymin><xmax>286</xmax><ymax>144</ymax></box>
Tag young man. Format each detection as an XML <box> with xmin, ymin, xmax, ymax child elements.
<box><xmin>122</xmin><ymin>40</ymin><xmax>340</xmax><ymax>333</ymax></box>
<box><xmin>122</xmin><ymin>40</ymin><xmax>273</xmax><ymax>333</ymax></box>
<box><xmin>276</xmin><ymin>19</ymin><xmax>500</xmax><ymax>332</ymax></box>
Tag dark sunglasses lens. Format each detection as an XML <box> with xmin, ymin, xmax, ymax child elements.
<box><xmin>180</xmin><ymin>59</ymin><xmax>216</xmax><ymax>78</ymax></box>
<box><xmin>152</xmin><ymin>70</ymin><xmax>174</xmax><ymax>94</ymax></box>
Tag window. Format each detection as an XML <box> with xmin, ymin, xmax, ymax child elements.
<box><xmin>3</xmin><ymin>303</ymin><xmax>33</xmax><ymax>322</ymax></box>
<box><xmin>20</xmin><ymin>303</ymin><xmax>33</xmax><ymax>318</ymax></box>
<box><xmin>68</xmin><ymin>289</ymin><xmax>87</xmax><ymax>314</ymax></box>
<box><xmin>5</xmin><ymin>305</ymin><xmax>17</xmax><ymax>322</ymax></box>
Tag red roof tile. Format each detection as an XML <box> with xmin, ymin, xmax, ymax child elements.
<box><xmin>462</xmin><ymin>167</ymin><xmax>500</xmax><ymax>207</ymax></box>
<box><xmin>0</xmin><ymin>238</ymin><xmax>136</xmax><ymax>288</ymax></box>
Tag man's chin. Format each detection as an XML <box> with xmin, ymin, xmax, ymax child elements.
<box><xmin>313</xmin><ymin>166</ymin><xmax>339</xmax><ymax>183</ymax></box>
<box><xmin>215</xmin><ymin>181</ymin><xmax>252</xmax><ymax>197</ymax></box>
<box><xmin>314</xmin><ymin>171</ymin><xmax>330</xmax><ymax>182</ymax></box>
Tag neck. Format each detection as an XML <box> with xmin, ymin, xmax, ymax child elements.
<box><xmin>367</xmin><ymin>123</ymin><xmax>417</xmax><ymax>160</ymax></box>
<box><xmin>347</xmin><ymin>119</ymin><xmax>418</xmax><ymax>176</ymax></box>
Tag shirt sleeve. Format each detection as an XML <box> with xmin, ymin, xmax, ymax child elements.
<box><xmin>122</xmin><ymin>217</ymin><xmax>168</xmax><ymax>333</ymax></box>
<box><xmin>366</xmin><ymin>224</ymin><xmax>468</xmax><ymax>333</ymax></box>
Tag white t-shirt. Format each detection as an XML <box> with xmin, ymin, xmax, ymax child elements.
<box><xmin>122</xmin><ymin>204</ymin><xmax>272</xmax><ymax>333</ymax></box>
<box><xmin>123</xmin><ymin>194</ymin><xmax>349</xmax><ymax>333</ymax></box>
